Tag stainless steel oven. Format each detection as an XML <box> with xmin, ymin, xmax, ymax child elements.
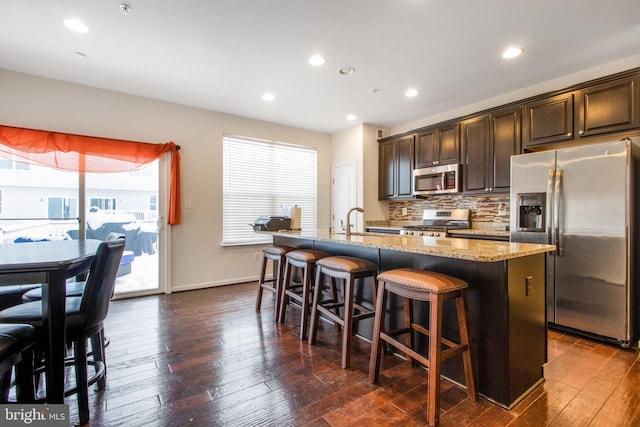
<box><xmin>413</xmin><ymin>164</ymin><xmax>460</xmax><ymax>196</ymax></box>
<box><xmin>401</xmin><ymin>208</ymin><xmax>470</xmax><ymax>237</ymax></box>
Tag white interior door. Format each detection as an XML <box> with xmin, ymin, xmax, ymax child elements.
<box><xmin>332</xmin><ymin>163</ymin><xmax>356</xmax><ymax>233</ymax></box>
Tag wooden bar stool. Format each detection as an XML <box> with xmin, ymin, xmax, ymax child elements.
<box><xmin>368</xmin><ymin>268</ymin><xmax>477</xmax><ymax>427</ymax></box>
<box><xmin>278</xmin><ymin>249</ymin><xmax>329</xmax><ymax>340</ymax></box>
<box><xmin>308</xmin><ymin>256</ymin><xmax>378</xmax><ymax>369</ymax></box>
<box><xmin>255</xmin><ymin>245</ymin><xmax>295</xmax><ymax>321</ymax></box>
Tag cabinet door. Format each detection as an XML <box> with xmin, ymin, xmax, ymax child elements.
<box><xmin>523</xmin><ymin>92</ymin><xmax>574</xmax><ymax>148</ymax></box>
<box><xmin>415</xmin><ymin>129</ymin><xmax>437</xmax><ymax>168</ymax></box>
<box><xmin>492</xmin><ymin>107</ymin><xmax>521</xmax><ymax>192</ymax></box>
<box><xmin>576</xmin><ymin>75</ymin><xmax>640</xmax><ymax>138</ymax></box>
<box><xmin>438</xmin><ymin>124</ymin><xmax>460</xmax><ymax>165</ymax></box>
<box><xmin>396</xmin><ymin>135</ymin><xmax>415</xmax><ymax>198</ymax></box>
<box><xmin>378</xmin><ymin>140</ymin><xmax>396</xmax><ymax>199</ymax></box>
<box><xmin>462</xmin><ymin>116</ymin><xmax>490</xmax><ymax>193</ymax></box>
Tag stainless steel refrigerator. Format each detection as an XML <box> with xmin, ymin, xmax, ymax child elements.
<box><xmin>510</xmin><ymin>138</ymin><xmax>637</xmax><ymax>347</ymax></box>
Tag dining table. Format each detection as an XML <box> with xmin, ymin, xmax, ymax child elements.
<box><xmin>0</xmin><ymin>239</ymin><xmax>102</xmax><ymax>403</ymax></box>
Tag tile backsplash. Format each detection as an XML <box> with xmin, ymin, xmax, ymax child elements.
<box><xmin>385</xmin><ymin>194</ymin><xmax>510</xmax><ymax>230</ymax></box>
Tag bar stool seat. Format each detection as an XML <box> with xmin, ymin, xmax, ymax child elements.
<box><xmin>278</xmin><ymin>249</ymin><xmax>329</xmax><ymax>340</ymax></box>
<box><xmin>255</xmin><ymin>245</ymin><xmax>296</xmax><ymax>321</ymax></box>
<box><xmin>368</xmin><ymin>268</ymin><xmax>477</xmax><ymax>426</ymax></box>
<box><xmin>308</xmin><ymin>256</ymin><xmax>378</xmax><ymax>369</ymax></box>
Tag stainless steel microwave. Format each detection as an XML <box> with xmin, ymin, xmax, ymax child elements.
<box><xmin>413</xmin><ymin>164</ymin><xmax>460</xmax><ymax>196</ymax></box>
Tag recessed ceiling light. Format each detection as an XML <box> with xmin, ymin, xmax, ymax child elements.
<box><xmin>502</xmin><ymin>47</ymin><xmax>524</xmax><ymax>59</ymax></box>
<box><xmin>262</xmin><ymin>93</ymin><xmax>275</xmax><ymax>102</ymax></box>
<box><xmin>338</xmin><ymin>67</ymin><xmax>355</xmax><ymax>76</ymax></box>
<box><xmin>63</xmin><ymin>18</ymin><xmax>89</xmax><ymax>33</ymax></box>
<box><xmin>346</xmin><ymin>114</ymin><xmax>357</xmax><ymax>121</ymax></box>
<box><xmin>405</xmin><ymin>88</ymin><xmax>419</xmax><ymax>98</ymax></box>
<box><xmin>120</xmin><ymin>3</ymin><xmax>132</xmax><ymax>14</ymax></box>
<box><xmin>308</xmin><ymin>55</ymin><xmax>325</xmax><ymax>66</ymax></box>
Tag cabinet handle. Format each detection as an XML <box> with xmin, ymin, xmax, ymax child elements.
<box><xmin>579</xmin><ymin>130</ymin><xmax>584</xmax><ymax>135</ymax></box>
<box><xmin>567</xmin><ymin>132</ymin><xmax>572</xmax><ymax>137</ymax></box>
<box><xmin>433</xmin><ymin>161</ymin><xmax>439</xmax><ymax>165</ymax></box>
<box><xmin>485</xmin><ymin>188</ymin><xmax>489</xmax><ymax>192</ymax></box>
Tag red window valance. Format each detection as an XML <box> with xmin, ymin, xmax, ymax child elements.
<box><xmin>0</xmin><ymin>125</ymin><xmax>181</xmax><ymax>224</ymax></box>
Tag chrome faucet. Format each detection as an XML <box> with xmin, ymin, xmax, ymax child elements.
<box><xmin>345</xmin><ymin>207</ymin><xmax>364</xmax><ymax>237</ymax></box>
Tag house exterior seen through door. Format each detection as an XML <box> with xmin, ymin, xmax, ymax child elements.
<box><xmin>0</xmin><ymin>158</ymin><xmax>161</xmax><ymax>296</ymax></box>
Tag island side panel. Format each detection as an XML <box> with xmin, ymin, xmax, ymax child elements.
<box><xmin>507</xmin><ymin>253</ymin><xmax>547</xmax><ymax>405</ymax></box>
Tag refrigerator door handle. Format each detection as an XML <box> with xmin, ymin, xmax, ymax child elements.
<box><xmin>548</xmin><ymin>169</ymin><xmax>555</xmax><ymax>246</ymax></box>
<box><xmin>555</xmin><ymin>169</ymin><xmax>563</xmax><ymax>256</ymax></box>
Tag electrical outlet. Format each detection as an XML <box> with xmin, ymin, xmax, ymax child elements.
<box><xmin>498</xmin><ymin>203</ymin><xmax>505</xmax><ymax>215</ymax></box>
<box><xmin>402</xmin><ymin>207</ymin><xmax>408</xmax><ymax>216</ymax></box>
<box><xmin>525</xmin><ymin>276</ymin><xmax>533</xmax><ymax>296</ymax></box>
<box><xmin>185</xmin><ymin>199</ymin><xmax>192</xmax><ymax>209</ymax></box>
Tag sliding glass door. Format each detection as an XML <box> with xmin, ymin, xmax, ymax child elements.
<box><xmin>0</xmin><ymin>156</ymin><xmax>164</xmax><ymax>296</ymax></box>
<box><xmin>85</xmin><ymin>161</ymin><xmax>160</xmax><ymax>295</ymax></box>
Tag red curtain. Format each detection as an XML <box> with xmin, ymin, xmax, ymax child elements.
<box><xmin>0</xmin><ymin>125</ymin><xmax>181</xmax><ymax>224</ymax></box>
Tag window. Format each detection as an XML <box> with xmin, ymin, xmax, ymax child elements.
<box><xmin>223</xmin><ymin>135</ymin><xmax>317</xmax><ymax>245</ymax></box>
<box><xmin>48</xmin><ymin>197</ymin><xmax>77</xmax><ymax>219</ymax></box>
<box><xmin>90</xmin><ymin>197</ymin><xmax>117</xmax><ymax>211</ymax></box>
<box><xmin>149</xmin><ymin>194</ymin><xmax>157</xmax><ymax>212</ymax></box>
<box><xmin>0</xmin><ymin>155</ymin><xmax>30</xmax><ymax>170</ymax></box>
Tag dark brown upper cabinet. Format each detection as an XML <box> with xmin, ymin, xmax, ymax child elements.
<box><xmin>462</xmin><ymin>107</ymin><xmax>521</xmax><ymax>194</ymax></box>
<box><xmin>575</xmin><ymin>74</ymin><xmax>640</xmax><ymax>138</ymax></box>
<box><xmin>524</xmin><ymin>74</ymin><xmax>640</xmax><ymax>148</ymax></box>
<box><xmin>415</xmin><ymin>124</ymin><xmax>459</xmax><ymax>169</ymax></box>
<box><xmin>378</xmin><ymin>135</ymin><xmax>415</xmax><ymax>200</ymax></box>
<box><xmin>523</xmin><ymin>93</ymin><xmax>574</xmax><ymax>148</ymax></box>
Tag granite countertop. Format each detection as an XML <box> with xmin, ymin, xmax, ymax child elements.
<box><xmin>269</xmin><ymin>230</ymin><xmax>554</xmax><ymax>262</ymax></box>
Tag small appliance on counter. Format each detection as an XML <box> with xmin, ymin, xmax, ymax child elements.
<box><xmin>252</xmin><ymin>216</ymin><xmax>292</xmax><ymax>232</ymax></box>
<box><xmin>281</xmin><ymin>204</ymin><xmax>302</xmax><ymax>230</ymax></box>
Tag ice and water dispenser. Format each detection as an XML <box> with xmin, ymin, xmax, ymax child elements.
<box><xmin>516</xmin><ymin>192</ymin><xmax>545</xmax><ymax>232</ymax></box>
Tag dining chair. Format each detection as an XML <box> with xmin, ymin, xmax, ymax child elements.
<box><xmin>0</xmin><ymin>323</ymin><xmax>37</xmax><ymax>403</ymax></box>
<box><xmin>0</xmin><ymin>236</ymin><xmax>126</xmax><ymax>425</ymax></box>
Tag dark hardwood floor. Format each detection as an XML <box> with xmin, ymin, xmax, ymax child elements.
<box><xmin>63</xmin><ymin>282</ymin><xmax>640</xmax><ymax>426</ymax></box>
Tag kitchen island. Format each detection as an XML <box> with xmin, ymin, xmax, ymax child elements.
<box><xmin>270</xmin><ymin>230</ymin><xmax>555</xmax><ymax>408</ymax></box>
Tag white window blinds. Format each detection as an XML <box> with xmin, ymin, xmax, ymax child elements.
<box><xmin>222</xmin><ymin>135</ymin><xmax>317</xmax><ymax>245</ymax></box>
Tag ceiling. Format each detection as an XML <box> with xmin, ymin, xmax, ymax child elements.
<box><xmin>1</xmin><ymin>0</ymin><xmax>639</xmax><ymax>134</ymax></box>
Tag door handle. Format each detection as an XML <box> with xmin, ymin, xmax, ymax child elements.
<box><xmin>554</xmin><ymin>169</ymin><xmax>563</xmax><ymax>256</ymax></box>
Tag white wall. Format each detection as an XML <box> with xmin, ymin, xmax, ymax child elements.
<box><xmin>330</xmin><ymin>123</ymin><xmax>390</xmax><ymax>227</ymax></box>
<box><xmin>0</xmin><ymin>69</ymin><xmax>332</xmax><ymax>291</ymax></box>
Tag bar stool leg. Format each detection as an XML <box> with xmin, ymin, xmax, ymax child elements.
<box><xmin>404</xmin><ymin>296</ymin><xmax>414</xmax><ymax>366</ymax></box>
<box><xmin>368</xmin><ymin>279</ymin><xmax>387</xmax><ymax>383</ymax></box>
<box><xmin>457</xmin><ymin>290</ymin><xmax>477</xmax><ymax>400</ymax></box>
<box><xmin>308</xmin><ymin>265</ymin><xmax>323</xmax><ymax>345</ymax></box>
<box><xmin>255</xmin><ymin>254</ymin><xmax>269</xmax><ymax>312</ymax></box>
<box><xmin>273</xmin><ymin>256</ymin><xmax>287</xmax><ymax>322</ymax></box>
<box><xmin>278</xmin><ymin>259</ymin><xmax>294</xmax><ymax>323</ymax></box>
<box><xmin>299</xmin><ymin>262</ymin><xmax>315</xmax><ymax>341</ymax></box>
<box><xmin>428</xmin><ymin>294</ymin><xmax>444</xmax><ymax>427</ymax></box>
<box><xmin>341</xmin><ymin>276</ymin><xmax>354</xmax><ymax>369</ymax></box>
